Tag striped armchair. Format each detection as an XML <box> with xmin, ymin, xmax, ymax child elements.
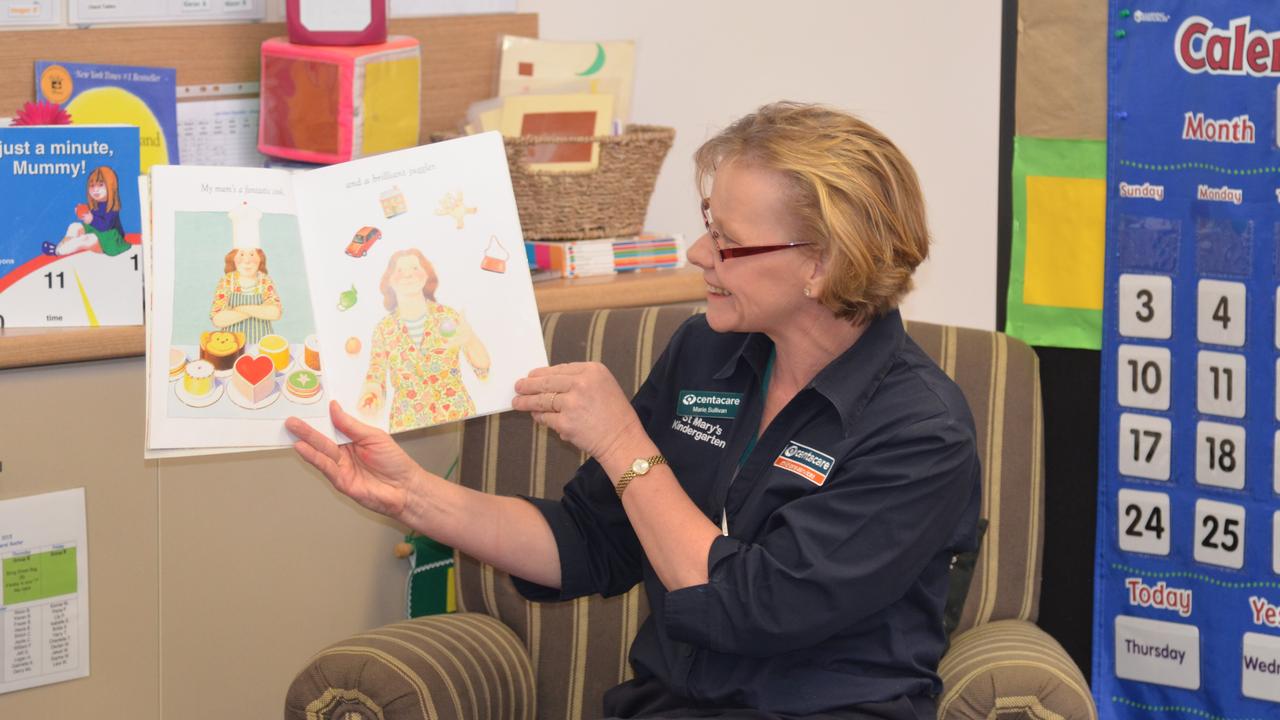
<box><xmin>286</xmin><ymin>305</ymin><xmax>1097</xmax><ymax>720</ymax></box>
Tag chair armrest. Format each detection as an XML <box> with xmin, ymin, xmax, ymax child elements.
<box><xmin>285</xmin><ymin>612</ymin><xmax>535</xmax><ymax>720</ymax></box>
<box><xmin>939</xmin><ymin>619</ymin><xmax>1097</xmax><ymax>720</ymax></box>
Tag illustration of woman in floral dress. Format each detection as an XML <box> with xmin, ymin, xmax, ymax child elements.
<box><xmin>359</xmin><ymin>248</ymin><xmax>490</xmax><ymax>431</ymax></box>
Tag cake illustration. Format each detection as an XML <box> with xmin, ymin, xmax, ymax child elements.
<box><xmin>258</xmin><ymin>333</ymin><xmax>291</xmax><ymax>372</ymax></box>
<box><xmin>231</xmin><ymin>355</ymin><xmax>276</xmax><ymax>405</ymax></box>
<box><xmin>304</xmin><ymin>334</ymin><xmax>321</xmax><ymax>371</ymax></box>
<box><xmin>200</xmin><ymin>331</ymin><xmax>246</xmax><ymax>371</ymax></box>
<box><xmin>168</xmin><ymin>347</ymin><xmax>188</xmax><ymax>381</ymax></box>
<box><xmin>285</xmin><ymin>369</ymin><xmax>322</xmax><ymax>401</ymax></box>
<box><xmin>183</xmin><ymin>360</ymin><xmax>215</xmax><ymax>397</ymax></box>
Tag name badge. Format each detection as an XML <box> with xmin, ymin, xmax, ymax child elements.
<box><xmin>677</xmin><ymin>389</ymin><xmax>742</xmax><ymax>419</ymax></box>
<box><xmin>773</xmin><ymin>441</ymin><xmax>835</xmax><ymax>486</ymax></box>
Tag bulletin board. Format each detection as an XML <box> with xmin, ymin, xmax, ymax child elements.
<box><xmin>1093</xmin><ymin>2</ymin><xmax>1280</xmax><ymax>718</ymax></box>
<box><xmin>0</xmin><ymin>14</ymin><xmax>538</xmax><ymax>138</ymax></box>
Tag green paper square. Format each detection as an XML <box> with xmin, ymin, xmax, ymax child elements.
<box><xmin>1006</xmin><ymin>136</ymin><xmax>1107</xmax><ymax>349</ymax></box>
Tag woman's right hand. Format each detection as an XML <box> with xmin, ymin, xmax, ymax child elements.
<box><xmin>285</xmin><ymin>401</ymin><xmax>419</xmax><ymax>521</ymax></box>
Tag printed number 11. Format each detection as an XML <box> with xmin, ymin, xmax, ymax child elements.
<box><xmin>45</xmin><ymin>271</ymin><xmax>64</xmax><ymax>289</ymax></box>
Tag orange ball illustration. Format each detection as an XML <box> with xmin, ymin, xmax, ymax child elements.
<box><xmin>345</xmin><ymin>337</ymin><xmax>362</xmax><ymax>355</ymax></box>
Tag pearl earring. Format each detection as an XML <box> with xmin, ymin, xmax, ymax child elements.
<box><xmin>803</xmin><ymin>286</ymin><xmax>812</xmax><ymax>297</ymax></box>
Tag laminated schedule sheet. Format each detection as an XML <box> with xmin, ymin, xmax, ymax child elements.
<box><xmin>0</xmin><ymin>488</ymin><xmax>89</xmax><ymax>695</ymax></box>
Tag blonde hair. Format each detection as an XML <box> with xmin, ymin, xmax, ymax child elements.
<box><xmin>694</xmin><ymin>102</ymin><xmax>930</xmax><ymax>324</ymax></box>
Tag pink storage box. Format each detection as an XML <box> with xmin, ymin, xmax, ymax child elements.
<box><xmin>258</xmin><ymin>35</ymin><xmax>421</xmax><ymax>165</ymax></box>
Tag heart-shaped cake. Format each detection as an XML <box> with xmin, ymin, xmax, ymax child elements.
<box><xmin>232</xmin><ymin>355</ymin><xmax>276</xmax><ymax>404</ymax></box>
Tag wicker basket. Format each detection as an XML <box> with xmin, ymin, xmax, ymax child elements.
<box><xmin>437</xmin><ymin>125</ymin><xmax>675</xmax><ymax>241</ymax></box>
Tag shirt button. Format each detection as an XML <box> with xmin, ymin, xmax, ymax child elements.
<box><xmin>680</xmin><ymin>644</ymin><xmax>694</xmax><ymax>658</ymax></box>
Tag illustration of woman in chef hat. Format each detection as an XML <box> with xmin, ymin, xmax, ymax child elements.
<box><xmin>209</xmin><ymin>202</ymin><xmax>282</xmax><ymax>346</ymax></box>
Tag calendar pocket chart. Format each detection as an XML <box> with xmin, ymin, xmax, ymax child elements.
<box><xmin>1094</xmin><ymin>3</ymin><xmax>1280</xmax><ymax>718</ymax></box>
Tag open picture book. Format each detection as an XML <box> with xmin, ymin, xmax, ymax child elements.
<box><xmin>143</xmin><ymin>133</ymin><xmax>547</xmax><ymax>457</ymax></box>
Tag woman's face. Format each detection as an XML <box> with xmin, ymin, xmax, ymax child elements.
<box><xmin>88</xmin><ymin>180</ymin><xmax>108</xmax><ymax>202</ymax></box>
<box><xmin>687</xmin><ymin>161</ymin><xmax>815</xmax><ymax>336</ymax></box>
<box><xmin>390</xmin><ymin>255</ymin><xmax>428</xmax><ymax>293</ymax></box>
<box><xmin>234</xmin><ymin>249</ymin><xmax>261</xmax><ymax>277</ymax></box>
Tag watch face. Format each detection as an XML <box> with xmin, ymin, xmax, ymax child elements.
<box><xmin>632</xmin><ymin>458</ymin><xmax>651</xmax><ymax>474</ymax></box>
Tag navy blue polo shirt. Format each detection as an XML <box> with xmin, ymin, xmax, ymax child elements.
<box><xmin>514</xmin><ymin>309</ymin><xmax>981</xmax><ymax>719</ymax></box>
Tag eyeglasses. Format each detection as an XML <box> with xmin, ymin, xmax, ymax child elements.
<box><xmin>701</xmin><ymin>198</ymin><xmax>813</xmax><ymax>261</ymax></box>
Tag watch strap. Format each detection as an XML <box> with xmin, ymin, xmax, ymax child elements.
<box><xmin>615</xmin><ymin>455</ymin><xmax>666</xmax><ymax>499</ymax></box>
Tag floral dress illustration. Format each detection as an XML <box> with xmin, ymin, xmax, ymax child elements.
<box><xmin>365</xmin><ymin>301</ymin><xmax>476</xmax><ymax>431</ymax></box>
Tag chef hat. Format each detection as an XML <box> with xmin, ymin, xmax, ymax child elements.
<box><xmin>228</xmin><ymin>202</ymin><xmax>264</xmax><ymax>250</ymax></box>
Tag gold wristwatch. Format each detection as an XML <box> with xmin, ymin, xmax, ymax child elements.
<box><xmin>615</xmin><ymin>455</ymin><xmax>666</xmax><ymax>499</ymax></box>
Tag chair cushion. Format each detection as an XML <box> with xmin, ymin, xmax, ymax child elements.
<box><xmin>285</xmin><ymin>613</ymin><xmax>536</xmax><ymax>720</ymax></box>
<box><xmin>938</xmin><ymin>619</ymin><xmax>1096</xmax><ymax>720</ymax></box>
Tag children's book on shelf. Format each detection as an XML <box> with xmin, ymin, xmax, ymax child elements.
<box><xmin>36</xmin><ymin>60</ymin><xmax>180</xmax><ymax>172</ymax></box>
<box><xmin>0</xmin><ymin>125</ymin><xmax>143</xmax><ymax>329</ymax></box>
<box><xmin>143</xmin><ymin>133</ymin><xmax>547</xmax><ymax>456</ymax></box>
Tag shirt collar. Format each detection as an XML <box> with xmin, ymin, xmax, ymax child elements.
<box><xmin>711</xmin><ymin>309</ymin><xmax>906</xmax><ymax>433</ymax></box>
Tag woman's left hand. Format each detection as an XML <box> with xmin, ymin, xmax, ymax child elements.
<box><xmin>513</xmin><ymin>362</ymin><xmax>643</xmax><ymax>461</ymax></box>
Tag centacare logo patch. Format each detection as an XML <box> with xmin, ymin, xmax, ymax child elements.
<box><xmin>773</xmin><ymin>441</ymin><xmax>835</xmax><ymax>486</ymax></box>
<box><xmin>677</xmin><ymin>389</ymin><xmax>742</xmax><ymax>418</ymax></box>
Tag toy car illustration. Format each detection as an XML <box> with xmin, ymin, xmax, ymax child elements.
<box><xmin>345</xmin><ymin>226</ymin><xmax>382</xmax><ymax>257</ymax></box>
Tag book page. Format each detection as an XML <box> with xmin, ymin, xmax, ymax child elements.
<box><xmin>146</xmin><ymin>165</ymin><xmax>333</xmax><ymax>453</ymax></box>
<box><xmin>295</xmin><ymin>132</ymin><xmax>547</xmax><ymax>435</ymax></box>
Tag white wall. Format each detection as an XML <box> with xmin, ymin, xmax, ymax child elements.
<box><xmin>517</xmin><ymin>0</ymin><xmax>1002</xmax><ymax>330</ymax></box>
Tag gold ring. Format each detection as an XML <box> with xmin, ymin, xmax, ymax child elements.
<box><xmin>549</xmin><ymin>391</ymin><xmax>558</xmax><ymax>412</ymax></box>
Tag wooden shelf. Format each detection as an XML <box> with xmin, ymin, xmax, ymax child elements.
<box><xmin>0</xmin><ymin>267</ymin><xmax>706</xmax><ymax>370</ymax></box>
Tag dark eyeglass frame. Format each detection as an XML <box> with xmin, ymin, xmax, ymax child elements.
<box><xmin>701</xmin><ymin>198</ymin><xmax>813</xmax><ymax>261</ymax></box>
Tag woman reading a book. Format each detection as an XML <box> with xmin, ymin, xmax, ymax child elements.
<box><xmin>358</xmin><ymin>248</ymin><xmax>491</xmax><ymax>431</ymax></box>
<box><xmin>288</xmin><ymin>102</ymin><xmax>980</xmax><ymax>720</ymax></box>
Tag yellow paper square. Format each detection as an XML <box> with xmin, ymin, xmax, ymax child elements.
<box><xmin>1024</xmin><ymin>175</ymin><xmax>1105</xmax><ymax>310</ymax></box>
<box><xmin>362</xmin><ymin>56</ymin><xmax>421</xmax><ymax>156</ymax></box>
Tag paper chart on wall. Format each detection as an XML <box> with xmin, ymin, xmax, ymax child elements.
<box><xmin>69</xmin><ymin>0</ymin><xmax>265</xmax><ymax>25</ymax></box>
<box><xmin>0</xmin><ymin>488</ymin><xmax>90</xmax><ymax>695</ymax></box>
<box><xmin>390</xmin><ymin>0</ymin><xmax>515</xmax><ymax>18</ymax></box>
<box><xmin>177</xmin><ymin>98</ymin><xmax>268</xmax><ymax>168</ymax></box>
